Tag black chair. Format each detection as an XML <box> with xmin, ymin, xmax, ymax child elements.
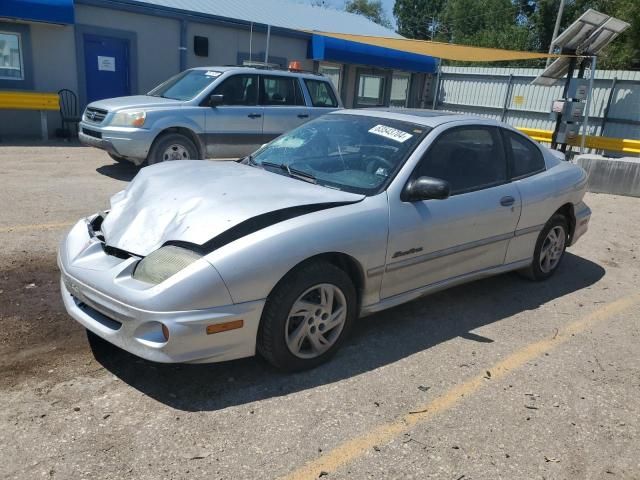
<box><xmin>58</xmin><ymin>89</ymin><xmax>81</xmax><ymax>138</ymax></box>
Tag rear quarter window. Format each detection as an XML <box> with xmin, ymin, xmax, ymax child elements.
<box><xmin>505</xmin><ymin>130</ymin><xmax>546</xmax><ymax>179</ymax></box>
<box><xmin>304</xmin><ymin>79</ymin><xmax>339</xmax><ymax>108</ymax></box>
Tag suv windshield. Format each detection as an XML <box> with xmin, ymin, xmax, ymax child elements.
<box><xmin>148</xmin><ymin>69</ymin><xmax>221</xmax><ymax>101</ymax></box>
<box><xmin>252</xmin><ymin>115</ymin><xmax>429</xmax><ymax>195</ymax></box>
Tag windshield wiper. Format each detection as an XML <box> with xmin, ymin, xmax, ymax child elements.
<box><xmin>260</xmin><ymin>161</ymin><xmax>316</xmax><ymax>184</ymax></box>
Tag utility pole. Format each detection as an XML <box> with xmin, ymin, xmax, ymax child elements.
<box><xmin>546</xmin><ymin>0</ymin><xmax>566</xmax><ymax>67</ymax></box>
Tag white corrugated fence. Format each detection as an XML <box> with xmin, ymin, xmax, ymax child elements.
<box><xmin>434</xmin><ymin>66</ymin><xmax>640</xmax><ymax>154</ymax></box>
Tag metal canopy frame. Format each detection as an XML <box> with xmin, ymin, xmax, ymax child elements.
<box><xmin>532</xmin><ymin>9</ymin><xmax>629</xmax><ymax>87</ymax></box>
<box><xmin>532</xmin><ymin>9</ymin><xmax>630</xmax><ymax>155</ymax></box>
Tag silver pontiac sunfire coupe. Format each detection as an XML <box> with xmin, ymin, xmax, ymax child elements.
<box><xmin>59</xmin><ymin>109</ymin><xmax>591</xmax><ymax>371</ymax></box>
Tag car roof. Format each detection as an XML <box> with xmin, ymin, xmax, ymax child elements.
<box><xmin>189</xmin><ymin>66</ymin><xmax>325</xmax><ymax>80</ymax></box>
<box><xmin>332</xmin><ymin>108</ymin><xmax>501</xmax><ymax>128</ymax></box>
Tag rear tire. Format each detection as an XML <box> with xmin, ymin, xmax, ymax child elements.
<box><xmin>147</xmin><ymin>133</ymin><xmax>199</xmax><ymax>165</ymax></box>
<box><xmin>520</xmin><ymin>213</ymin><xmax>569</xmax><ymax>281</ymax></box>
<box><xmin>257</xmin><ymin>261</ymin><xmax>357</xmax><ymax>371</ymax></box>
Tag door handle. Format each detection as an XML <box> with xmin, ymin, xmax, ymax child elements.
<box><xmin>247</xmin><ymin>113</ymin><xmax>262</xmax><ymax>119</ymax></box>
<box><xmin>297</xmin><ymin>114</ymin><xmax>309</xmax><ymax>118</ymax></box>
<box><xmin>500</xmin><ymin>196</ymin><xmax>515</xmax><ymax>207</ymax></box>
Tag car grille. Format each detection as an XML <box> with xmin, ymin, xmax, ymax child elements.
<box><xmin>72</xmin><ymin>295</ymin><xmax>123</xmax><ymax>331</ymax></box>
<box><xmin>84</xmin><ymin>107</ymin><xmax>108</xmax><ymax>123</ymax></box>
<box><xmin>82</xmin><ymin>128</ymin><xmax>102</xmax><ymax>139</ymax></box>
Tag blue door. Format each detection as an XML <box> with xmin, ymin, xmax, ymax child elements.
<box><xmin>84</xmin><ymin>34</ymin><xmax>130</xmax><ymax>103</ymax></box>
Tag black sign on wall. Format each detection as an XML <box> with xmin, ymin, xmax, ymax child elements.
<box><xmin>194</xmin><ymin>36</ymin><xmax>208</xmax><ymax>57</ymax></box>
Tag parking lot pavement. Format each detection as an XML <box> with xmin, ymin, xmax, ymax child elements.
<box><xmin>1</xmin><ymin>144</ymin><xmax>639</xmax><ymax>480</ymax></box>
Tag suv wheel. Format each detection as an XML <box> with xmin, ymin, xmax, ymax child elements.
<box><xmin>147</xmin><ymin>133</ymin><xmax>199</xmax><ymax>165</ymax></box>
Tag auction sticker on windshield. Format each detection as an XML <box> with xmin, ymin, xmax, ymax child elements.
<box><xmin>368</xmin><ymin>125</ymin><xmax>413</xmax><ymax>143</ymax></box>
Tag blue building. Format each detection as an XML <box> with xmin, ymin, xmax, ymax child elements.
<box><xmin>0</xmin><ymin>0</ymin><xmax>437</xmax><ymax>138</ymax></box>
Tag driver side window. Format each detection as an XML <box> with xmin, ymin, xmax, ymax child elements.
<box><xmin>212</xmin><ymin>74</ymin><xmax>258</xmax><ymax>106</ymax></box>
<box><xmin>416</xmin><ymin>126</ymin><xmax>507</xmax><ymax>195</ymax></box>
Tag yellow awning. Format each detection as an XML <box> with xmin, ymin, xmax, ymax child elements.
<box><xmin>309</xmin><ymin>31</ymin><xmax>560</xmax><ymax>62</ymax></box>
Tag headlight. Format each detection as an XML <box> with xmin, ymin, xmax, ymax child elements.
<box><xmin>133</xmin><ymin>246</ymin><xmax>201</xmax><ymax>284</ymax></box>
<box><xmin>109</xmin><ymin>110</ymin><xmax>146</xmax><ymax>127</ymax></box>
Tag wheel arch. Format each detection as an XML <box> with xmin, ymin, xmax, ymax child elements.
<box><xmin>151</xmin><ymin>126</ymin><xmax>205</xmax><ymax>159</ymax></box>
<box><xmin>269</xmin><ymin>252</ymin><xmax>366</xmax><ymax>313</ymax></box>
<box><xmin>554</xmin><ymin>203</ymin><xmax>576</xmax><ymax>242</ymax></box>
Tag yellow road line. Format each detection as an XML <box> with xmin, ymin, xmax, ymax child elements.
<box><xmin>0</xmin><ymin>222</ymin><xmax>74</xmax><ymax>234</ymax></box>
<box><xmin>281</xmin><ymin>291</ymin><xmax>640</xmax><ymax>480</ymax></box>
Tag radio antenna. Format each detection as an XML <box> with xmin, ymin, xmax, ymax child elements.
<box><xmin>249</xmin><ymin>22</ymin><xmax>253</xmax><ymax>62</ymax></box>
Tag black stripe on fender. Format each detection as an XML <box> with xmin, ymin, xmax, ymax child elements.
<box><xmin>163</xmin><ymin>201</ymin><xmax>358</xmax><ymax>255</ymax></box>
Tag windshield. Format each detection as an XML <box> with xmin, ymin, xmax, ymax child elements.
<box><xmin>251</xmin><ymin>115</ymin><xmax>429</xmax><ymax>195</ymax></box>
<box><xmin>148</xmin><ymin>69</ymin><xmax>221</xmax><ymax>101</ymax></box>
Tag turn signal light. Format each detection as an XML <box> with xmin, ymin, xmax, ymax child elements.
<box><xmin>161</xmin><ymin>323</ymin><xmax>170</xmax><ymax>341</ymax></box>
<box><xmin>131</xmin><ymin>116</ymin><xmax>146</xmax><ymax>127</ymax></box>
<box><xmin>206</xmin><ymin>320</ymin><xmax>244</xmax><ymax>335</ymax></box>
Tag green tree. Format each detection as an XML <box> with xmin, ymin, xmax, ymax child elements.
<box><xmin>345</xmin><ymin>0</ymin><xmax>393</xmax><ymax>28</ymax></box>
<box><xmin>439</xmin><ymin>0</ymin><xmax>532</xmax><ymax>50</ymax></box>
<box><xmin>393</xmin><ymin>0</ymin><xmax>447</xmax><ymax>39</ymax></box>
<box><xmin>393</xmin><ymin>0</ymin><xmax>640</xmax><ymax>69</ymax></box>
<box><xmin>393</xmin><ymin>0</ymin><xmax>638</xmax><ymax>68</ymax></box>
<box><xmin>530</xmin><ymin>0</ymin><xmax>559</xmax><ymax>51</ymax></box>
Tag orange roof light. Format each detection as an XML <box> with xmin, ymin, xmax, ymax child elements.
<box><xmin>288</xmin><ymin>60</ymin><xmax>302</xmax><ymax>72</ymax></box>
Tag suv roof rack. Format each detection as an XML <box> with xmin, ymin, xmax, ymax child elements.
<box><xmin>220</xmin><ymin>62</ymin><xmax>323</xmax><ymax>76</ymax></box>
<box><xmin>242</xmin><ymin>61</ymin><xmax>282</xmax><ymax>70</ymax></box>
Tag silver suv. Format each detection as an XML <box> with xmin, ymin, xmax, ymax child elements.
<box><xmin>78</xmin><ymin>66</ymin><xmax>342</xmax><ymax>165</ymax></box>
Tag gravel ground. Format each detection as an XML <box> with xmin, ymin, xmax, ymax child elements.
<box><xmin>0</xmin><ymin>144</ymin><xmax>639</xmax><ymax>480</ymax></box>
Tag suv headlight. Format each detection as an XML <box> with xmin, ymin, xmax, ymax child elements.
<box><xmin>109</xmin><ymin>110</ymin><xmax>146</xmax><ymax>127</ymax></box>
<box><xmin>133</xmin><ymin>246</ymin><xmax>201</xmax><ymax>284</ymax></box>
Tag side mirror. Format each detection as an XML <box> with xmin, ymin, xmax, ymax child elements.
<box><xmin>403</xmin><ymin>176</ymin><xmax>450</xmax><ymax>202</ymax></box>
<box><xmin>209</xmin><ymin>94</ymin><xmax>224</xmax><ymax>107</ymax></box>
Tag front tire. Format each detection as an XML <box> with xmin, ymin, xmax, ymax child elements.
<box><xmin>147</xmin><ymin>133</ymin><xmax>199</xmax><ymax>165</ymax></box>
<box><xmin>521</xmin><ymin>214</ymin><xmax>568</xmax><ymax>281</ymax></box>
<box><xmin>257</xmin><ymin>261</ymin><xmax>357</xmax><ymax>371</ymax></box>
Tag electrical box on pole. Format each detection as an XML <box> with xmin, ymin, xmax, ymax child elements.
<box><xmin>531</xmin><ymin>9</ymin><xmax>629</xmax><ymax>155</ymax></box>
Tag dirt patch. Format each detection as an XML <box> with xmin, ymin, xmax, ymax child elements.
<box><xmin>0</xmin><ymin>253</ymin><xmax>87</xmax><ymax>388</ymax></box>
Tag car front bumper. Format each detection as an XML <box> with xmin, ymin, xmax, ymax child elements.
<box><xmin>58</xmin><ymin>219</ymin><xmax>265</xmax><ymax>364</ymax></box>
<box><xmin>79</xmin><ymin>121</ymin><xmax>155</xmax><ymax>165</ymax></box>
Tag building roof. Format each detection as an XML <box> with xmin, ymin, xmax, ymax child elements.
<box><xmin>132</xmin><ymin>0</ymin><xmax>401</xmax><ymax>37</ymax></box>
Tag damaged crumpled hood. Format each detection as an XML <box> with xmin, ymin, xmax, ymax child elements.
<box><xmin>101</xmin><ymin>161</ymin><xmax>364</xmax><ymax>256</ymax></box>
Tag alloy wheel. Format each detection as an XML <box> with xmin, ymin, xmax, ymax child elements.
<box><xmin>539</xmin><ymin>225</ymin><xmax>566</xmax><ymax>273</ymax></box>
<box><xmin>285</xmin><ymin>283</ymin><xmax>347</xmax><ymax>359</ymax></box>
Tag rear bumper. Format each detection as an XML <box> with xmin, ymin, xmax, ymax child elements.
<box><xmin>571</xmin><ymin>201</ymin><xmax>591</xmax><ymax>246</ymax></box>
<box><xmin>79</xmin><ymin>121</ymin><xmax>155</xmax><ymax>165</ymax></box>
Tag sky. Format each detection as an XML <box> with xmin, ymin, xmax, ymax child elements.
<box><xmin>307</xmin><ymin>0</ymin><xmax>398</xmax><ymax>29</ymax></box>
